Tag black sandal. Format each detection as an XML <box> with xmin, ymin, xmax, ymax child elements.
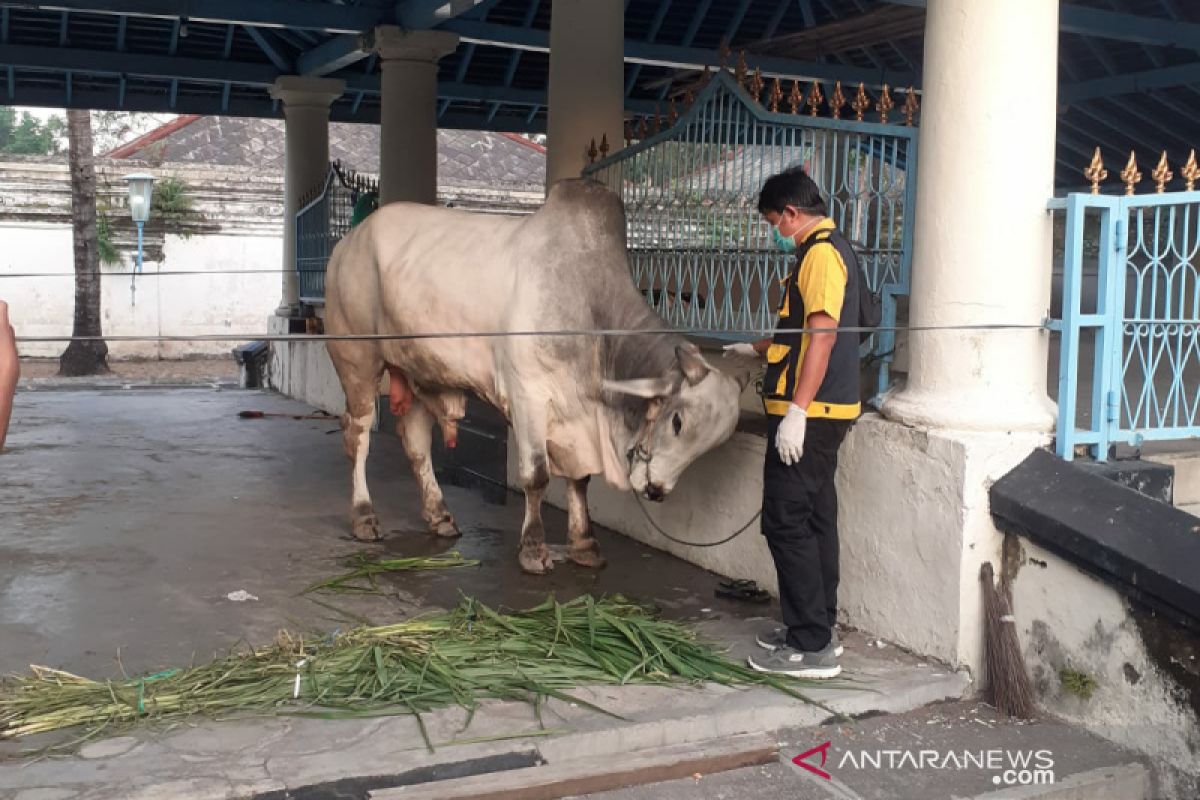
<box><xmin>715</xmin><ymin>578</ymin><xmax>771</xmax><ymax>604</ymax></box>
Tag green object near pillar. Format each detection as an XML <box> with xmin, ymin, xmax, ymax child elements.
<box><xmin>350</xmin><ymin>191</ymin><xmax>379</xmax><ymax>227</ymax></box>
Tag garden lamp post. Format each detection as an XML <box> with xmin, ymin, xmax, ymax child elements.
<box><xmin>124</xmin><ymin>173</ymin><xmax>154</xmax><ymax>273</ymax></box>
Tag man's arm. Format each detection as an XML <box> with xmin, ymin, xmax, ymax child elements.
<box><xmin>790</xmin><ymin>312</ymin><xmax>837</xmax><ymax>409</ymax></box>
<box><xmin>0</xmin><ymin>300</ymin><xmax>18</xmax><ymax>451</ymax></box>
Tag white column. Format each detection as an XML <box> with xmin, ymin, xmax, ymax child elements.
<box><xmin>269</xmin><ymin>76</ymin><xmax>344</xmax><ymax>315</ymax></box>
<box><xmin>372</xmin><ymin>27</ymin><xmax>459</xmax><ymax>206</ymax></box>
<box><xmin>881</xmin><ymin>0</ymin><xmax>1059</xmax><ymax>432</ymax></box>
<box><xmin>546</xmin><ymin>0</ymin><xmax>624</xmax><ymax>188</ymax></box>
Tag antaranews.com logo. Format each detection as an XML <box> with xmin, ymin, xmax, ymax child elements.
<box><xmin>790</xmin><ymin>740</ymin><xmax>1056</xmax><ymax>788</ymax></box>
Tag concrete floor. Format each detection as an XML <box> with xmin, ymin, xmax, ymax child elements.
<box><xmin>0</xmin><ymin>386</ymin><xmax>794</xmax><ymax>681</ymax></box>
<box><xmin>0</xmin><ymin>387</ymin><xmax>975</xmax><ymax>799</ymax></box>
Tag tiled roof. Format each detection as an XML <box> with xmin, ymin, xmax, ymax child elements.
<box><xmin>109</xmin><ymin>116</ymin><xmax>546</xmax><ymax>191</ymax></box>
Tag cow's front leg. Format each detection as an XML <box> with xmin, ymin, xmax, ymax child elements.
<box><xmin>566</xmin><ymin>476</ymin><xmax>605</xmax><ymax>568</ymax></box>
<box><xmin>397</xmin><ymin>400</ymin><xmax>459</xmax><ymax>537</ymax></box>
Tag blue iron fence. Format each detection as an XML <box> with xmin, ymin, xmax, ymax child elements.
<box><xmin>295</xmin><ymin>161</ymin><xmax>378</xmax><ymax>304</ymax></box>
<box><xmin>582</xmin><ymin>69</ymin><xmax>919</xmax><ymax>397</ymax></box>
<box><xmin>1051</xmin><ymin>163</ymin><xmax>1200</xmax><ymax>460</ymax></box>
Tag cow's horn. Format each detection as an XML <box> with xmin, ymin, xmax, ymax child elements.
<box><xmin>675</xmin><ymin>343</ymin><xmax>711</xmax><ymax>387</ymax></box>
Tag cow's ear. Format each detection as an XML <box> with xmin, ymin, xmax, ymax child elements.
<box><xmin>675</xmin><ymin>343</ymin><xmax>711</xmax><ymax>386</ymax></box>
<box><xmin>602</xmin><ymin>377</ymin><xmax>675</xmax><ymax>399</ymax></box>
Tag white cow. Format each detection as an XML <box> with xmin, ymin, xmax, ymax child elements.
<box><xmin>325</xmin><ymin>179</ymin><xmax>749</xmax><ymax>574</ymax></box>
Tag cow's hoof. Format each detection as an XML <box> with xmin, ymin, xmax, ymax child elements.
<box><xmin>519</xmin><ymin>544</ymin><xmax>554</xmax><ymax>574</ymax></box>
<box><xmin>567</xmin><ymin>544</ymin><xmax>607</xmax><ymax>569</ymax></box>
<box><xmin>431</xmin><ymin>516</ymin><xmax>461</xmax><ymax>538</ymax></box>
<box><xmin>351</xmin><ymin>507</ymin><xmax>383</xmax><ymax>541</ymax></box>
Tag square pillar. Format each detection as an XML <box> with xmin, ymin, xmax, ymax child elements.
<box><xmin>269</xmin><ymin>76</ymin><xmax>344</xmax><ymax>315</ymax></box>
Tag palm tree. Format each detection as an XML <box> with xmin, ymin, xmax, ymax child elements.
<box><xmin>58</xmin><ymin>109</ymin><xmax>109</xmax><ymax>376</ymax></box>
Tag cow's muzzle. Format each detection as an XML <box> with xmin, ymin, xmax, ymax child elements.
<box><xmin>644</xmin><ymin>483</ymin><xmax>666</xmax><ymax>502</ymax></box>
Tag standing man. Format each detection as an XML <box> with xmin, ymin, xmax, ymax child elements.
<box><xmin>724</xmin><ymin>166</ymin><xmax>861</xmax><ymax>679</ymax></box>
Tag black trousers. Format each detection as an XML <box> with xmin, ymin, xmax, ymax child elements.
<box><xmin>762</xmin><ymin>416</ymin><xmax>853</xmax><ymax>653</ymax></box>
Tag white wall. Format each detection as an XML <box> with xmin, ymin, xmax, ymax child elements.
<box><xmin>1012</xmin><ymin>540</ymin><xmax>1200</xmax><ymax>799</ymax></box>
<box><xmin>2</xmin><ymin>222</ymin><xmax>280</xmax><ymax>359</ymax></box>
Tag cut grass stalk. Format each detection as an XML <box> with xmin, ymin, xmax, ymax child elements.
<box><xmin>1</xmin><ymin>595</ymin><xmax>839</xmax><ymax>744</ymax></box>
<box><xmin>302</xmin><ymin>551</ymin><xmax>480</xmax><ymax>595</ymax></box>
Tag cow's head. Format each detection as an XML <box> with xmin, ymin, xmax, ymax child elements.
<box><xmin>603</xmin><ymin>343</ymin><xmax>750</xmax><ymax>501</ymax></box>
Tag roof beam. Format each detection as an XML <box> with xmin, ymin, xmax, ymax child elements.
<box><xmin>441</xmin><ymin>20</ymin><xmax>916</xmax><ymax>88</ymax></box>
<box><xmin>297</xmin><ymin>33</ymin><xmax>370</xmax><ymax>76</ymax></box>
<box><xmin>396</xmin><ymin>0</ymin><xmax>490</xmax><ymax>30</ymax></box>
<box><xmin>883</xmin><ymin>0</ymin><xmax>1200</xmax><ymax>50</ymax></box>
<box><xmin>243</xmin><ymin>24</ymin><xmax>291</xmax><ymax>71</ymax></box>
<box><xmin>0</xmin><ymin>0</ymin><xmax>385</xmax><ymax>34</ymax></box>
<box><xmin>1064</xmin><ymin>62</ymin><xmax>1200</xmax><ymax>103</ymax></box>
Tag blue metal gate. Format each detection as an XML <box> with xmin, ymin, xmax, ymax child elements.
<box><xmin>1052</xmin><ymin>155</ymin><xmax>1200</xmax><ymax>459</ymax></box>
<box><xmin>295</xmin><ymin>161</ymin><xmax>378</xmax><ymax>304</ymax></box>
<box><xmin>582</xmin><ymin>68</ymin><xmax>919</xmax><ymax>396</ymax></box>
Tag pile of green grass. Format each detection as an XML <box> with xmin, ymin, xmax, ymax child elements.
<box><xmin>0</xmin><ymin>595</ymin><xmax>824</xmax><ymax>744</ymax></box>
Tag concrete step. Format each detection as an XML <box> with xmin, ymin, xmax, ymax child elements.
<box><xmin>964</xmin><ymin>763</ymin><xmax>1149</xmax><ymax>800</ymax></box>
<box><xmin>1144</xmin><ymin>450</ymin><xmax>1200</xmax><ymax>507</ymax></box>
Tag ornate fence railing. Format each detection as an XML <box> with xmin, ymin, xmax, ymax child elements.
<box><xmin>583</xmin><ymin>64</ymin><xmax>919</xmax><ymax>396</ymax></box>
<box><xmin>295</xmin><ymin>161</ymin><xmax>378</xmax><ymax>304</ymax></box>
<box><xmin>1050</xmin><ymin>148</ymin><xmax>1200</xmax><ymax>460</ymax></box>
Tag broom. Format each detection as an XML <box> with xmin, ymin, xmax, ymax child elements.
<box><xmin>980</xmin><ymin>561</ymin><xmax>1035</xmax><ymax>719</ymax></box>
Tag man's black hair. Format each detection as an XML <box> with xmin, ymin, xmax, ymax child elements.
<box><xmin>757</xmin><ymin>166</ymin><xmax>828</xmax><ymax>216</ymax></box>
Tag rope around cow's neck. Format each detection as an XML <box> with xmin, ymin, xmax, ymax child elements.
<box><xmin>625</xmin><ymin>417</ymin><xmax>760</xmax><ymax>548</ymax></box>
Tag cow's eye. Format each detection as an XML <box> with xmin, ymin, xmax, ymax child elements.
<box><xmin>672</xmin><ymin>413</ymin><xmax>682</xmax><ymax>436</ymax></box>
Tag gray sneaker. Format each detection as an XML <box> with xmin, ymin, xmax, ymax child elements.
<box><xmin>747</xmin><ymin>642</ymin><xmax>842</xmax><ymax>679</ymax></box>
<box><xmin>756</xmin><ymin>626</ymin><xmax>843</xmax><ymax>657</ymax></box>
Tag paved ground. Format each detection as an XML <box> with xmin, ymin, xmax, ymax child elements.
<box><xmin>17</xmin><ymin>356</ymin><xmax>237</xmax><ymax>384</ymax></box>
<box><xmin>0</xmin><ymin>386</ymin><xmax>970</xmax><ymax>799</ymax></box>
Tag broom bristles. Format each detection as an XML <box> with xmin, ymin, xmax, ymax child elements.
<box><xmin>981</xmin><ymin>561</ymin><xmax>1035</xmax><ymax>719</ymax></box>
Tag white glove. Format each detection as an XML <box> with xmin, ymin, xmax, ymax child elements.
<box><xmin>722</xmin><ymin>342</ymin><xmax>761</xmax><ymax>360</ymax></box>
<box><xmin>776</xmin><ymin>404</ymin><xmax>808</xmax><ymax>466</ymax></box>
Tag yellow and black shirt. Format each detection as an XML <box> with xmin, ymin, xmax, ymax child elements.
<box><xmin>762</xmin><ymin>218</ymin><xmax>862</xmax><ymax>420</ymax></box>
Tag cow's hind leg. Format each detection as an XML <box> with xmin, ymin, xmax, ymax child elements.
<box><xmin>397</xmin><ymin>399</ymin><xmax>459</xmax><ymax>538</ymax></box>
<box><xmin>566</xmin><ymin>476</ymin><xmax>605</xmax><ymax>568</ymax></box>
<box><xmin>517</xmin><ymin>456</ymin><xmax>553</xmax><ymax>574</ymax></box>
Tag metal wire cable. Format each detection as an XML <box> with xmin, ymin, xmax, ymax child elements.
<box><xmin>13</xmin><ymin>322</ymin><xmax>1050</xmax><ymax>344</ymax></box>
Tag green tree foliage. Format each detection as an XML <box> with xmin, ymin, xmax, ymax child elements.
<box><xmin>0</xmin><ymin>108</ymin><xmax>65</xmax><ymax>155</ymax></box>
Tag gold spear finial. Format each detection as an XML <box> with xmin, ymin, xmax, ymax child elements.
<box><xmin>768</xmin><ymin>77</ymin><xmax>783</xmax><ymax>113</ymax></box>
<box><xmin>1183</xmin><ymin>149</ymin><xmax>1199</xmax><ymax>191</ymax></box>
<box><xmin>749</xmin><ymin>68</ymin><xmax>764</xmax><ymax>103</ymax></box>
<box><xmin>735</xmin><ymin>50</ymin><xmax>749</xmax><ymax>88</ymax></box>
<box><xmin>599</xmin><ymin>133</ymin><xmax>610</xmax><ymax>159</ymax></box>
<box><xmin>668</xmin><ymin>99</ymin><xmax>678</xmax><ymax>125</ymax></box>
<box><xmin>623</xmin><ymin>120</ymin><xmax>633</xmax><ymax>147</ymax></box>
<box><xmin>788</xmin><ymin>79</ymin><xmax>803</xmax><ymax>114</ymax></box>
<box><xmin>851</xmin><ymin>82</ymin><xmax>870</xmax><ymax>122</ymax></box>
<box><xmin>806</xmin><ymin>80</ymin><xmax>824</xmax><ymax>116</ymax></box>
<box><xmin>1084</xmin><ymin>147</ymin><xmax>1107</xmax><ymax>194</ymax></box>
<box><xmin>651</xmin><ymin>108</ymin><xmax>662</xmax><ymax>135</ymax></box>
<box><xmin>829</xmin><ymin>81</ymin><xmax>846</xmax><ymax>119</ymax></box>
<box><xmin>902</xmin><ymin>87</ymin><xmax>919</xmax><ymax>126</ymax></box>
<box><xmin>637</xmin><ymin>116</ymin><xmax>648</xmax><ymax>140</ymax></box>
<box><xmin>1152</xmin><ymin>150</ymin><xmax>1173</xmax><ymax>193</ymax></box>
<box><xmin>717</xmin><ymin>40</ymin><xmax>731</xmax><ymax>71</ymax></box>
<box><xmin>587</xmin><ymin>138</ymin><xmax>598</xmax><ymax>163</ymax></box>
<box><xmin>683</xmin><ymin>85</ymin><xmax>696</xmax><ymax>108</ymax></box>
<box><xmin>1121</xmin><ymin>150</ymin><xmax>1142</xmax><ymax>195</ymax></box>
<box><xmin>876</xmin><ymin>84</ymin><xmax>894</xmax><ymax>124</ymax></box>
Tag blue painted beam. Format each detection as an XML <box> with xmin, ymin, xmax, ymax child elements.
<box><xmin>0</xmin><ymin>42</ymin><xmax>281</xmax><ymax>84</ymax></box>
<box><xmin>1064</xmin><ymin>63</ymin><xmax>1200</xmax><ymax>103</ymax></box>
<box><xmin>222</xmin><ymin>24</ymin><xmax>233</xmax><ymax>57</ymax></box>
<box><xmin>624</xmin><ymin>0</ymin><xmax>672</xmax><ymax>95</ymax></box>
<box><xmin>884</xmin><ymin>0</ymin><xmax>1200</xmax><ymax>49</ymax></box>
<box><xmin>64</xmin><ymin>69</ymin><xmax>71</xmax><ymax>104</ymax></box>
<box><xmin>440</xmin><ymin>21</ymin><xmax>914</xmax><ymax>88</ymax></box>
<box><xmin>221</xmin><ymin>80</ymin><xmax>229</xmax><ymax>110</ymax></box>
<box><xmin>297</xmin><ymin>33</ymin><xmax>369</xmax><ymax>76</ymax></box>
<box><xmin>116</xmin><ymin>14</ymin><xmax>127</xmax><ymax>51</ymax></box>
<box><xmin>59</xmin><ymin>10</ymin><xmax>68</xmax><ymax>46</ymax></box>
<box><xmin>12</xmin><ymin>0</ymin><xmax>384</xmax><ymax>34</ymax></box>
<box><xmin>243</xmin><ymin>25</ymin><xmax>290</xmax><ymax>71</ymax></box>
<box><xmin>354</xmin><ymin>91</ymin><xmax>368</xmax><ymax>116</ymax></box>
<box><xmin>118</xmin><ymin>73</ymin><xmax>125</xmax><ymax>105</ymax></box>
<box><xmin>169</xmin><ymin>77</ymin><xmax>178</xmax><ymax>107</ymax></box>
<box><xmin>6</xmin><ymin>65</ymin><xmax>13</xmax><ymax>100</ymax></box>
<box><xmin>396</xmin><ymin>0</ymin><xmax>488</xmax><ymax>30</ymax></box>
<box><xmin>455</xmin><ymin>42</ymin><xmax>476</xmax><ymax>82</ymax></box>
<box><xmin>169</xmin><ymin>17</ymin><xmax>180</xmax><ymax>54</ymax></box>
<box><xmin>762</xmin><ymin>0</ymin><xmax>793</xmax><ymax>39</ymax></box>
<box><xmin>1</xmin><ymin>8</ymin><xmax>9</xmax><ymax>44</ymax></box>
